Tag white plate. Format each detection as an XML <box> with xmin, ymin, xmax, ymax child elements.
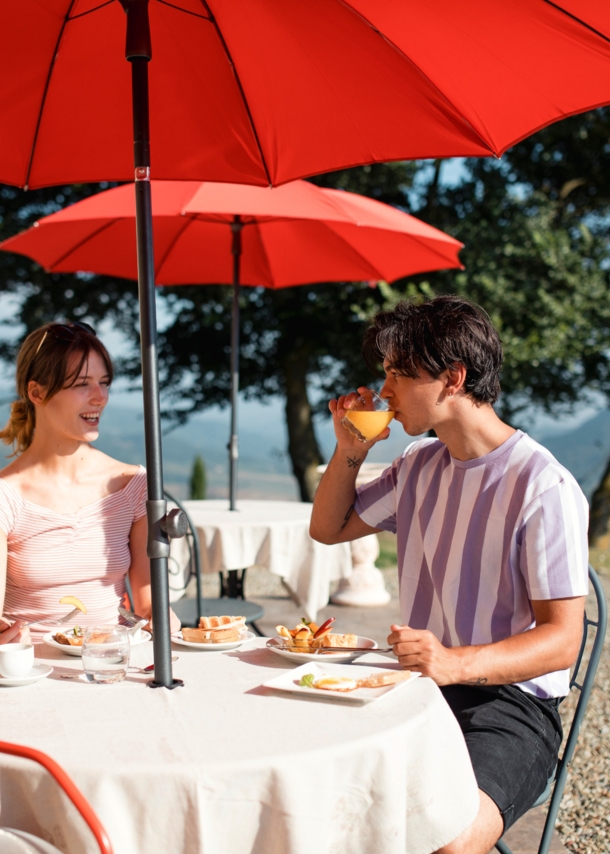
<box><xmin>263</xmin><ymin>662</ymin><xmax>420</xmax><ymax>704</ymax></box>
<box><xmin>42</xmin><ymin>631</ymin><xmax>151</xmax><ymax>656</ymax></box>
<box><xmin>0</xmin><ymin>664</ymin><xmax>53</xmax><ymax>687</ymax></box>
<box><xmin>266</xmin><ymin>635</ymin><xmax>378</xmax><ymax>663</ymax></box>
<box><xmin>171</xmin><ymin>629</ymin><xmax>255</xmax><ymax>651</ymax></box>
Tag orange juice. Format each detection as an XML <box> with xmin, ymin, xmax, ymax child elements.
<box><xmin>345</xmin><ymin>410</ymin><xmax>394</xmax><ymax>441</ymax></box>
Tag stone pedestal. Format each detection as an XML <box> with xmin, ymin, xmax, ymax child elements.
<box><xmin>331</xmin><ymin>532</ymin><xmax>391</xmax><ymax>606</ymax></box>
<box><xmin>317</xmin><ymin>462</ymin><xmax>393</xmax><ymax>608</ymax></box>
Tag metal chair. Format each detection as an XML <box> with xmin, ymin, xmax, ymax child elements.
<box><xmin>164</xmin><ymin>490</ymin><xmax>265</xmax><ymax>635</ymax></box>
<box><xmin>495</xmin><ymin>564</ymin><xmax>607</xmax><ymax>854</ymax></box>
<box><xmin>0</xmin><ymin>741</ymin><xmax>113</xmax><ymax>854</ymax></box>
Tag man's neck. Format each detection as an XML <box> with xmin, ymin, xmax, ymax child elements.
<box><xmin>435</xmin><ymin>402</ymin><xmax>516</xmax><ymax>462</ymax></box>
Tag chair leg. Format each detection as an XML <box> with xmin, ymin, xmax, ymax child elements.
<box><xmin>495</xmin><ymin>838</ymin><xmax>512</xmax><ymax>854</ymax></box>
<box><xmin>249</xmin><ymin>620</ymin><xmax>264</xmax><ymax>637</ymax></box>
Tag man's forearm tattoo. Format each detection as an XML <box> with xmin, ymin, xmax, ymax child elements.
<box><xmin>463</xmin><ymin>677</ymin><xmax>488</xmax><ymax>685</ymax></box>
<box><xmin>340</xmin><ymin>504</ymin><xmax>355</xmax><ymax>530</ymax></box>
<box><xmin>347</xmin><ymin>455</ymin><xmax>363</xmax><ymax>469</ymax></box>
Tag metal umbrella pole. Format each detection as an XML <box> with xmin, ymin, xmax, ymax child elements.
<box><xmin>122</xmin><ymin>0</ymin><xmax>185</xmax><ymax>689</ymax></box>
<box><xmin>228</xmin><ymin>215</ymin><xmax>243</xmax><ymax>512</ymax></box>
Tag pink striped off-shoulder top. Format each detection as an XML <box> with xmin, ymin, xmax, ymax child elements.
<box><xmin>0</xmin><ymin>467</ymin><xmax>148</xmax><ymax>627</ymax></box>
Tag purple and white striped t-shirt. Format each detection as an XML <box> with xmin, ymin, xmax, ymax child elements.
<box><xmin>355</xmin><ymin>430</ymin><xmax>589</xmax><ymax>698</ymax></box>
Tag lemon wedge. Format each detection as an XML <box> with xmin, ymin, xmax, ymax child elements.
<box><xmin>59</xmin><ymin>595</ymin><xmax>87</xmax><ymax>614</ymax></box>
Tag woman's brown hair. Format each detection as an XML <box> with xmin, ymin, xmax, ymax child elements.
<box><xmin>0</xmin><ymin>323</ymin><xmax>114</xmax><ymax>455</ymax></box>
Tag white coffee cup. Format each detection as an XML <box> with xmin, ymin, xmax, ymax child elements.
<box><xmin>0</xmin><ymin>643</ymin><xmax>35</xmax><ymax>678</ymax></box>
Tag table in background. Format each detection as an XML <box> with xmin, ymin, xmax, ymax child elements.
<box><xmin>0</xmin><ymin>639</ymin><xmax>479</xmax><ymax>854</ymax></box>
<box><xmin>169</xmin><ymin>500</ymin><xmax>353</xmax><ymax>620</ymax></box>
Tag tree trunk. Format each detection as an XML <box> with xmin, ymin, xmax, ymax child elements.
<box><xmin>283</xmin><ymin>350</ymin><xmax>325</xmax><ymax>502</ymax></box>
<box><xmin>589</xmin><ymin>454</ymin><xmax>610</xmax><ymax>546</ymax></box>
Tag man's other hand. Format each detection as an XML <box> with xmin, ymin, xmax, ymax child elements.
<box><xmin>388</xmin><ymin>624</ymin><xmax>459</xmax><ymax>686</ymax></box>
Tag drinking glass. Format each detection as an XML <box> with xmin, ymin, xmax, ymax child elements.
<box><xmin>82</xmin><ymin>626</ymin><xmax>130</xmax><ymax>684</ymax></box>
<box><xmin>341</xmin><ymin>389</ymin><xmax>394</xmax><ymax>443</ymax></box>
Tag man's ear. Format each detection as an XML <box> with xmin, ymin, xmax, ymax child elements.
<box><xmin>445</xmin><ymin>364</ymin><xmax>467</xmax><ymax>397</ymax></box>
<box><xmin>27</xmin><ymin>380</ymin><xmax>46</xmax><ymax>407</ymax></box>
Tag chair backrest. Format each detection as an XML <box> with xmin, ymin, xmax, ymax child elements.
<box><xmin>536</xmin><ymin>564</ymin><xmax>607</xmax><ymax>854</ymax></box>
<box><xmin>164</xmin><ymin>489</ymin><xmax>204</xmax><ymax>622</ymax></box>
<box><xmin>0</xmin><ymin>742</ymin><xmax>113</xmax><ymax>854</ymax></box>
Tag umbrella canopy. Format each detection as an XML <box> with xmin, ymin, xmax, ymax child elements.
<box><xmin>0</xmin><ymin>178</ymin><xmax>463</xmax><ymax>510</ymax></box>
<box><xmin>2</xmin><ymin>1</ymin><xmax>610</xmax><ymax>190</ymax></box>
<box><xmin>2</xmin><ymin>0</ymin><xmax>610</xmax><ymax>687</ymax></box>
<box><xmin>0</xmin><ymin>180</ymin><xmax>463</xmax><ymax>285</ymax></box>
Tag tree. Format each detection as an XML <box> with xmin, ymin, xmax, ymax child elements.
<box><xmin>189</xmin><ymin>455</ymin><xmax>207</xmax><ymax>500</ymax></box>
<box><xmin>2</xmin><ymin>119</ymin><xmax>610</xmax><ymax>516</ymax></box>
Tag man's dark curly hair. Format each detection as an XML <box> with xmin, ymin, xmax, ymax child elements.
<box><xmin>362</xmin><ymin>295</ymin><xmax>503</xmax><ymax>405</ymax></box>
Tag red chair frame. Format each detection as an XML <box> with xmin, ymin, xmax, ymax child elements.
<box><xmin>0</xmin><ymin>741</ymin><xmax>113</xmax><ymax>854</ymax></box>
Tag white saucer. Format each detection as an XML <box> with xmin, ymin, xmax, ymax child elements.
<box><xmin>171</xmin><ymin>630</ymin><xmax>255</xmax><ymax>651</ymax></box>
<box><xmin>0</xmin><ymin>664</ymin><xmax>53</xmax><ymax>687</ymax></box>
<box><xmin>42</xmin><ymin>631</ymin><xmax>151</xmax><ymax>656</ymax></box>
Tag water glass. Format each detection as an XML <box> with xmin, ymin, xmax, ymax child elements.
<box><xmin>82</xmin><ymin>626</ymin><xmax>130</xmax><ymax>684</ymax></box>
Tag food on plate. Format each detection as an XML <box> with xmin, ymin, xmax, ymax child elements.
<box><xmin>298</xmin><ymin>669</ymin><xmax>412</xmax><ymax>692</ymax></box>
<box><xmin>299</xmin><ymin>674</ymin><xmax>359</xmax><ymax>692</ymax></box>
<box><xmin>181</xmin><ymin>615</ymin><xmax>246</xmax><ymax>644</ymax></box>
<box><xmin>274</xmin><ymin>617</ymin><xmax>359</xmax><ymax>652</ymax></box>
<box><xmin>311</xmin><ymin>633</ymin><xmax>358</xmax><ymax>649</ymax></box>
<box><xmin>355</xmin><ymin>670</ymin><xmax>412</xmax><ymax>688</ymax></box>
<box><xmin>59</xmin><ymin>595</ymin><xmax>87</xmax><ymax>614</ymax></box>
<box><xmin>53</xmin><ymin>626</ymin><xmax>84</xmax><ymax>646</ymax></box>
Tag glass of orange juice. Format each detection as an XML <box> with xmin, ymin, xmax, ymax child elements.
<box><xmin>341</xmin><ymin>390</ymin><xmax>394</xmax><ymax>443</ymax></box>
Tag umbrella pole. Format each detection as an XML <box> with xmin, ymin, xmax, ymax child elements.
<box><xmin>123</xmin><ymin>0</ymin><xmax>182</xmax><ymax>689</ymax></box>
<box><xmin>229</xmin><ymin>216</ymin><xmax>243</xmax><ymax>511</ymax></box>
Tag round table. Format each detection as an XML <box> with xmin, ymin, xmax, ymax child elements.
<box><xmin>168</xmin><ymin>500</ymin><xmax>353</xmax><ymax>621</ymax></box>
<box><xmin>0</xmin><ymin>638</ymin><xmax>479</xmax><ymax>854</ymax></box>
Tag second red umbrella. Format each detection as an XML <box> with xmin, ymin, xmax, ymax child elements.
<box><xmin>0</xmin><ymin>179</ymin><xmax>463</xmax><ymax>509</ymax></box>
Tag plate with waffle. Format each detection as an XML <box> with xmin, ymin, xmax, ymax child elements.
<box><xmin>266</xmin><ymin>617</ymin><xmax>378</xmax><ymax>662</ymax></box>
<box><xmin>171</xmin><ymin>616</ymin><xmax>254</xmax><ymax>650</ymax></box>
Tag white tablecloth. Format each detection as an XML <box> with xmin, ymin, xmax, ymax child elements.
<box><xmin>0</xmin><ymin>639</ymin><xmax>478</xmax><ymax>854</ymax></box>
<box><xmin>0</xmin><ymin>639</ymin><xmax>479</xmax><ymax>854</ymax></box>
<box><xmin>169</xmin><ymin>500</ymin><xmax>353</xmax><ymax>620</ymax></box>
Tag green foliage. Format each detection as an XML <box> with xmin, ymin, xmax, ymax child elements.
<box><xmin>0</xmin><ymin>183</ymin><xmax>140</xmax><ymax>361</ymax></box>
<box><xmin>189</xmin><ymin>455</ymin><xmax>206</xmax><ymax>500</ymax></box>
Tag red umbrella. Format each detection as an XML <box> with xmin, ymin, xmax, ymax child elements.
<box><xmin>3</xmin><ymin>2</ymin><xmax>610</xmax><ymax>188</ymax></box>
<box><xmin>2</xmin><ymin>0</ymin><xmax>610</xmax><ymax>687</ymax></box>
<box><xmin>0</xmin><ymin>178</ymin><xmax>463</xmax><ymax>510</ymax></box>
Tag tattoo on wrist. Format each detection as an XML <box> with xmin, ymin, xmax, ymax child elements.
<box><xmin>340</xmin><ymin>504</ymin><xmax>354</xmax><ymax>530</ymax></box>
<box><xmin>464</xmin><ymin>677</ymin><xmax>488</xmax><ymax>685</ymax></box>
<box><xmin>347</xmin><ymin>455</ymin><xmax>363</xmax><ymax>469</ymax></box>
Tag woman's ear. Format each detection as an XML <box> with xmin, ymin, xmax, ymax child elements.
<box><xmin>27</xmin><ymin>380</ymin><xmax>46</xmax><ymax>407</ymax></box>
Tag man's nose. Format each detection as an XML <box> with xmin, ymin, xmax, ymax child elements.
<box><xmin>380</xmin><ymin>379</ymin><xmax>391</xmax><ymax>399</ymax></box>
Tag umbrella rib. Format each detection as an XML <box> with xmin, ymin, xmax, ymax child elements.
<box><xmin>337</xmin><ymin>0</ymin><xmax>497</xmax><ymax>156</ymax></box>
<box><xmin>45</xmin><ymin>218</ymin><xmax>120</xmax><ymax>271</ymax></box>
<box><xmin>69</xmin><ymin>1</ymin><xmax>114</xmax><ymax>21</ymax></box>
<box><xmin>154</xmin><ymin>217</ymin><xmax>195</xmax><ymax>280</ymax></box>
<box><xmin>157</xmin><ymin>0</ymin><xmax>210</xmax><ymax>20</ymax></box>
<box><xmin>197</xmin><ymin>0</ymin><xmax>273</xmax><ymax>186</ymax></box>
<box><xmin>24</xmin><ymin>0</ymin><xmax>78</xmax><ymax>190</ymax></box>
<box><xmin>542</xmin><ymin>1</ymin><xmax>610</xmax><ymax>44</ymax></box>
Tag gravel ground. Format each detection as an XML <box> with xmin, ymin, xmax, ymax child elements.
<box><xmin>192</xmin><ymin>563</ymin><xmax>609</xmax><ymax>852</ymax></box>
<box><xmin>553</xmin><ymin>569</ymin><xmax>610</xmax><ymax>854</ymax></box>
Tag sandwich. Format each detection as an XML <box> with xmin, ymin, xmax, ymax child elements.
<box><xmin>181</xmin><ymin>615</ymin><xmax>246</xmax><ymax>644</ymax></box>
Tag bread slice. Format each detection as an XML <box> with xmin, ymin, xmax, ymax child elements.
<box><xmin>182</xmin><ymin>625</ymin><xmax>242</xmax><ymax>644</ymax></box>
<box><xmin>198</xmin><ymin>616</ymin><xmax>245</xmax><ymax>631</ymax></box>
<box><xmin>356</xmin><ymin>670</ymin><xmax>412</xmax><ymax>688</ymax></box>
<box><xmin>311</xmin><ymin>633</ymin><xmax>358</xmax><ymax>649</ymax></box>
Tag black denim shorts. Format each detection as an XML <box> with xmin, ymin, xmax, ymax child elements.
<box><xmin>441</xmin><ymin>684</ymin><xmax>563</xmax><ymax>832</ymax></box>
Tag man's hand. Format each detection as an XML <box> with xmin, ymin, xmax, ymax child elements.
<box><xmin>388</xmin><ymin>624</ymin><xmax>463</xmax><ymax>686</ymax></box>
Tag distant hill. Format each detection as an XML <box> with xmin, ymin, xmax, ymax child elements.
<box><xmin>536</xmin><ymin>409</ymin><xmax>610</xmax><ymax>500</ymax></box>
